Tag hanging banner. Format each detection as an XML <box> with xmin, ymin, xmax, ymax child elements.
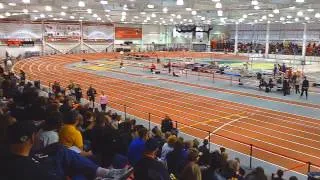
<box><xmin>44</xmin><ymin>23</ymin><xmax>80</xmax><ymax>42</ymax></box>
<box><xmin>83</xmin><ymin>25</ymin><xmax>114</xmax><ymax>42</ymax></box>
<box><xmin>115</xmin><ymin>27</ymin><xmax>142</xmax><ymax>39</ymax></box>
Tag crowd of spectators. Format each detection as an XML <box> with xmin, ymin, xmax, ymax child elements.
<box><xmin>0</xmin><ymin>64</ymin><xmax>302</xmax><ymax>180</ymax></box>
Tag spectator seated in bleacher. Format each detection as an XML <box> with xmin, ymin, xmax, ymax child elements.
<box><xmin>134</xmin><ymin>138</ymin><xmax>170</xmax><ymax>180</ymax></box>
<box><xmin>128</xmin><ymin>126</ymin><xmax>149</xmax><ymax>166</ymax></box>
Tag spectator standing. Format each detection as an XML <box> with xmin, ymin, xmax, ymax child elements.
<box><xmin>272</xmin><ymin>169</ymin><xmax>285</xmax><ymax>180</ymax></box>
<box><xmin>245</xmin><ymin>167</ymin><xmax>267</xmax><ymax>180</ymax></box>
<box><xmin>166</xmin><ymin>139</ymin><xmax>186</xmax><ymax>177</ymax></box>
<box><xmin>100</xmin><ymin>91</ymin><xmax>108</xmax><ymax>112</ymax></box>
<box><xmin>87</xmin><ymin>85</ymin><xmax>97</xmax><ymax>108</ymax></box>
<box><xmin>134</xmin><ymin>138</ymin><xmax>170</xmax><ymax>180</ymax></box>
<box><xmin>180</xmin><ymin>148</ymin><xmax>202</xmax><ymax>180</ymax></box>
<box><xmin>74</xmin><ymin>84</ymin><xmax>82</xmax><ymax>103</ymax></box>
<box><xmin>301</xmin><ymin>76</ymin><xmax>309</xmax><ymax>99</ymax></box>
<box><xmin>160</xmin><ymin>135</ymin><xmax>177</xmax><ymax>163</ymax></box>
<box><xmin>128</xmin><ymin>127</ymin><xmax>149</xmax><ymax>166</ymax></box>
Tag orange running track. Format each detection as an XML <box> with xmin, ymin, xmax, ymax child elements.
<box><xmin>13</xmin><ymin>52</ymin><xmax>320</xmax><ymax>175</ymax></box>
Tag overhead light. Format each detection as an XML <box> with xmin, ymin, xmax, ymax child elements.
<box><xmin>171</xmin><ymin>14</ymin><xmax>176</xmax><ymax>17</ymax></box>
<box><xmin>217</xmin><ymin>10</ymin><xmax>223</xmax><ymax>16</ymax></box>
<box><xmin>140</xmin><ymin>12</ymin><xmax>146</xmax><ymax>15</ymax></box>
<box><xmin>151</xmin><ymin>13</ymin><xmax>156</xmax><ymax>17</ymax></box>
<box><xmin>215</xmin><ymin>2</ymin><xmax>222</xmax><ymax>9</ymax></box>
<box><xmin>254</xmin><ymin>6</ymin><xmax>260</xmax><ymax>10</ymax></box>
<box><xmin>169</xmin><ymin>18</ymin><xmax>173</xmax><ymax>22</ymax></box>
<box><xmin>287</xmin><ymin>15</ymin><xmax>292</xmax><ymax>19</ymax></box>
<box><xmin>273</xmin><ymin>9</ymin><xmax>279</xmax><ymax>14</ymax></box>
<box><xmin>212</xmin><ymin>0</ymin><xmax>220</xmax><ymax>2</ymax></box>
<box><xmin>296</xmin><ymin>0</ymin><xmax>304</xmax><ymax>2</ymax></box>
<box><xmin>163</xmin><ymin>7</ymin><xmax>168</xmax><ymax>13</ymax></box>
<box><xmin>40</xmin><ymin>14</ymin><xmax>45</xmax><ymax>18</ymax></box>
<box><xmin>104</xmin><ymin>9</ymin><xmax>110</xmax><ymax>12</ymax></box>
<box><xmin>295</xmin><ymin>18</ymin><xmax>299</xmax><ymax>22</ymax></box>
<box><xmin>87</xmin><ymin>9</ymin><xmax>92</xmax><ymax>14</ymax></box>
<box><xmin>254</xmin><ymin>19</ymin><xmax>258</xmax><ymax>23</ymax></box>
<box><xmin>186</xmin><ymin>8</ymin><xmax>192</xmax><ymax>11</ymax></box>
<box><xmin>48</xmin><ymin>14</ymin><xmax>53</xmax><ymax>17</ymax></box>
<box><xmin>78</xmin><ymin>1</ymin><xmax>85</xmax><ymax>7</ymax></box>
<box><xmin>268</xmin><ymin>14</ymin><xmax>274</xmax><ymax>17</ymax></box>
<box><xmin>0</xmin><ymin>3</ymin><xmax>3</xmax><ymax>9</ymax></box>
<box><xmin>262</xmin><ymin>15</ymin><xmax>267</xmax><ymax>20</ymax></box>
<box><xmin>289</xmin><ymin>6</ymin><xmax>295</xmax><ymax>10</ymax></box>
<box><xmin>251</xmin><ymin>0</ymin><xmax>259</xmax><ymax>6</ymax></box>
<box><xmin>34</xmin><ymin>17</ymin><xmax>38</xmax><ymax>20</ymax></box>
<box><xmin>22</xmin><ymin>0</ymin><xmax>30</xmax><ymax>4</ymax></box>
<box><xmin>147</xmin><ymin>4</ymin><xmax>154</xmax><ymax>8</ymax></box>
<box><xmin>315</xmin><ymin>13</ymin><xmax>320</xmax><ymax>18</ymax></box>
<box><xmin>93</xmin><ymin>14</ymin><xmax>98</xmax><ymax>17</ymax></box>
<box><xmin>146</xmin><ymin>16</ymin><xmax>151</xmax><ymax>20</ymax></box>
<box><xmin>97</xmin><ymin>17</ymin><xmax>101</xmax><ymax>20</ymax></box>
<box><xmin>305</xmin><ymin>17</ymin><xmax>310</xmax><ymax>20</ymax></box>
<box><xmin>243</xmin><ymin>14</ymin><xmax>248</xmax><ymax>18</ymax></box>
<box><xmin>32</xmin><ymin>10</ymin><xmax>39</xmax><ymax>12</ymax></box>
<box><xmin>134</xmin><ymin>16</ymin><xmax>139</xmax><ymax>19</ymax></box>
<box><xmin>100</xmin><ymin>0</ymin><xmax>108</xmax><ymax>5</ymax></box>
<box><xmin>0</xmin><ymin>15</ymin><xmax>5</xmax><ymax>18</ymax></box>
<box><xmin>177</xmin><ymin>14</ymin><xmax>181</xmax><ymax>19</ymax></box>
<box><xmin>307</xmin><ymin>9</ymin><xmax>314</xmax><ymax>12</ymax></box>
<box><xmin>45</xmin><ymin>6</ymin><xmax>52</xmax><ymax>11</ymax></box>
<box><xmin>267</xmin><ymin>20</ymin><xmax>271</xmax><ymax>24</ymax></box>
<box><xmin>201</xmin><ymin>17</ymin><xmax>205</xmax><ymax>20</ymax></box>
<box><xmin>70</xmin><ymin>16</ymin><xmax>75</xmax><ymax>19</ymax></box>
<box><xmin>297</xmin><ymin>11</ymin><xmax>303</xmax><ymax>16</ymax></box>
<box><xmin>79</xmin><ymin>16</ymin><xmax>84</xmax><ymax>19</ymax></box>
<box><xmin>8</xmin><ymin>3</ymin><xmax>16</xmax><ymax>6</ymax></box>
<box><xmin>191</xmin><ymin>10</ymin><xmax>197</xmax><ymax>15</ymax></box>
<box><xmin>5</xmin><ymin>12</ymin><xmax>11</xmax><ymax>16</ymax></box>
<box><xmin>60</xmin><ymin>12</ymin><xmax>66</xmax><ymax>16</ymax></box>
<box><xmin>23</xmin><ymin>9</ymin><xmax>29</xmax><ymax>14</ymax></box>
<box><xmin>280</xmin><ymin>16</ymin><xmax>285</xmax><ymax>21</ymax></box>
<box><xmin>188</xmin><ymin>19</ymin><xmax>192</xmax><ymax>22</ymax></box>
<box><xmin>105</xmin><ymin>14</ymin><xmax>110</xmax><ymax>17</ymax></box>
<box><xmin>61</xmin><ymin>6</ymin><xmax>68</xmax><ymax>9</ymax></box>
<box><xmin>176</xmin><ymin>0</ymin><xmax>184</xmax><ymax>6</ymax></box>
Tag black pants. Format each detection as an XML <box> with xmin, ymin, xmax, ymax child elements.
<box><xmin>89</xmin><ymin>96</ymin><xmax>95</xmax><ymax>107</ymax></box>
<box><xmin>101</xmin><ymin>104</ymin><xmax>106</xmax><ymax>112</ymax></box>
<box><xmin>301</xmin><ymin>88</ymin><xmax>308</xmax><ymax>99</ymax></box>
<box><xmin>295</xmin><ymin>85</ymin><xmax>300</xmax><ymax>94</ymax></box>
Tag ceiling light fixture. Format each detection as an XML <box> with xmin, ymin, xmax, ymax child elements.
<box><xmin>0</xmin><ymin>3</ymin><xmax>3</xmax><ymax>9</ymax></box>
<box><xmin>273</xmin><ymin>9</ymin><xmax>279</xmax><ymax>14</ymax></box>
<box><xmin>162</xmin><ymin>7</ymin><xmax>168</xmax><ymax>13</ymax></box>
<box><xmin>191</xmin><ymin>10</ymin><xmax>197</xmax><ymax>15</ymax></box>
<box><xmin>297</xmin><ymin>11</ymin><xmax>303</xmax><ymax>16</ymax></box>
<box><xmin>61</xmin><ymin>12</ymin><xmax>66</xmax><ymax>16</ymax></box>
<box><xmin>215</xmin><ymin>2</ymin><xmax>222</xmax><ymax>9</ymax></box>
<box><xmin>45</xmin><ymin>6</ymin><xmax>52</xmax><ymax>11</ymax></box>
<box><xmin>295</xmin><ymin>18</ymin><xmax>299</xmax><ymax>22</ymax></box>
<box><xmin>140</xmin><ymin>12</ymin><xmax>146</xmax><ymax>15</ymax></box>
<box><xmin>70</xmin><ymin>16</ymin><xmax>75</xmax><ymax>19</ymax></box>
<box><xmin>87</xmin><ymin>9</ymin><xmax>92</xmax><ymax>14</ymax></box>
<box><xmin>254</xmin><ymin>6</ymin><xmax>260</xmax><ymax>10</ymax></box>
<box><xmin>243</xmin><ymin>14</ymin><xmax>248</xmax><ymax>18</ymax></box>
<box><xmin>176</xmin><ymin>0</ymin><xmax>184</xmax><ymax>6</ymax></box>
<box><xmin>305</xmin><ymin>16</ymin><xmax>310</xmax><ymax>20</ymax></box>
<box><xmin>78</xmin><ymin>1</ymin><xmax>85</xmax><ymax>7</ymax></box>
<box><xmin>307</xmin><ymin>9</ymin><xmax>314</xmax><ymax>12</ymax></box>
<box><xmin>315</xmin><ymin>13</ymin><xmax>320</xmax><ymax>18</ymax></box>
<box><xmin>147</xmin><ymin>4</ymin><xmax>154</xmax><ymax>8</ymax></box>
<box><xmin>268</xmin><ymin>14</ymin><xmax>274</xmax><ymax>17</ymax></box>
<box><xmin>177</xmin><ymin>14</ymin><xmax>182</xmax><ymax>19</ymax></box>
<box><xmin>23</xmin><ymin>9</ymin><xmax>29</xmax><ymax>14</ymax></box>
<box><xmin>251</xmin><ymin>0</ymin><xmax>259</xmax><ymax>6</ymax></box>
<box><xmin>151</xmin><ymin>13</ymin><xmax>156</xmax><ymax>17</ymax></box>
<box><xmin>22</xmin><ymin>0</ymin><xmax>30</xmax><ymax>4</ymax></box>
<box><xmin>296</xmin><ymin>0</ymin><xmax>304</xmax><ymax>2</ymax></box>
<box><xmin>217</xmin><ymin>10</ymin><xmax>223</xmax><ymax>16</ymax></box>
<box><xmin>100</xmin><ymin>0</ymin><xmax>108</xmax><ymax>5</ymax></box>
<box><xmin>40</xmin><ymin>14</ymin><xmax>45</xmax><ymax>18</ymax></box>
<box><xmin>61</xmin><ymin>6</ymin><xmax>68</xmax><ymax>9</ymax></box>
<box><xmin>186</xmin><ymin>8</ymin><xmax>192</xmax><ymax>11</ymax></box>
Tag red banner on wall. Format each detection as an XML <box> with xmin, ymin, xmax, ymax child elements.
<box><xmin>115</xmin><ymin>27</ymin><xmax>142</xmax><ymax>39</ymax></box>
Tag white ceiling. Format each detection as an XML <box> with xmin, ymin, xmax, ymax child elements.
<box><xmin>0</xmin><ymin>0</ymin><xmax>320</xmax><ymax>25</ymax></box>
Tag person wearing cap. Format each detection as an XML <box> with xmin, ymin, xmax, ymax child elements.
<box><xmin>180</xmin><ymin>148</ymin><xmax>202</xmax><ymax>180</ymax></box>
<box><xmin>0</xmin><ymin>121</ymin><xmax>59</xmax><ymax>180</ymax></box>
<box><xmin>134</xmin><ymin>138</ymin><xmax>170</xmax><ymax>180</ymax></box>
